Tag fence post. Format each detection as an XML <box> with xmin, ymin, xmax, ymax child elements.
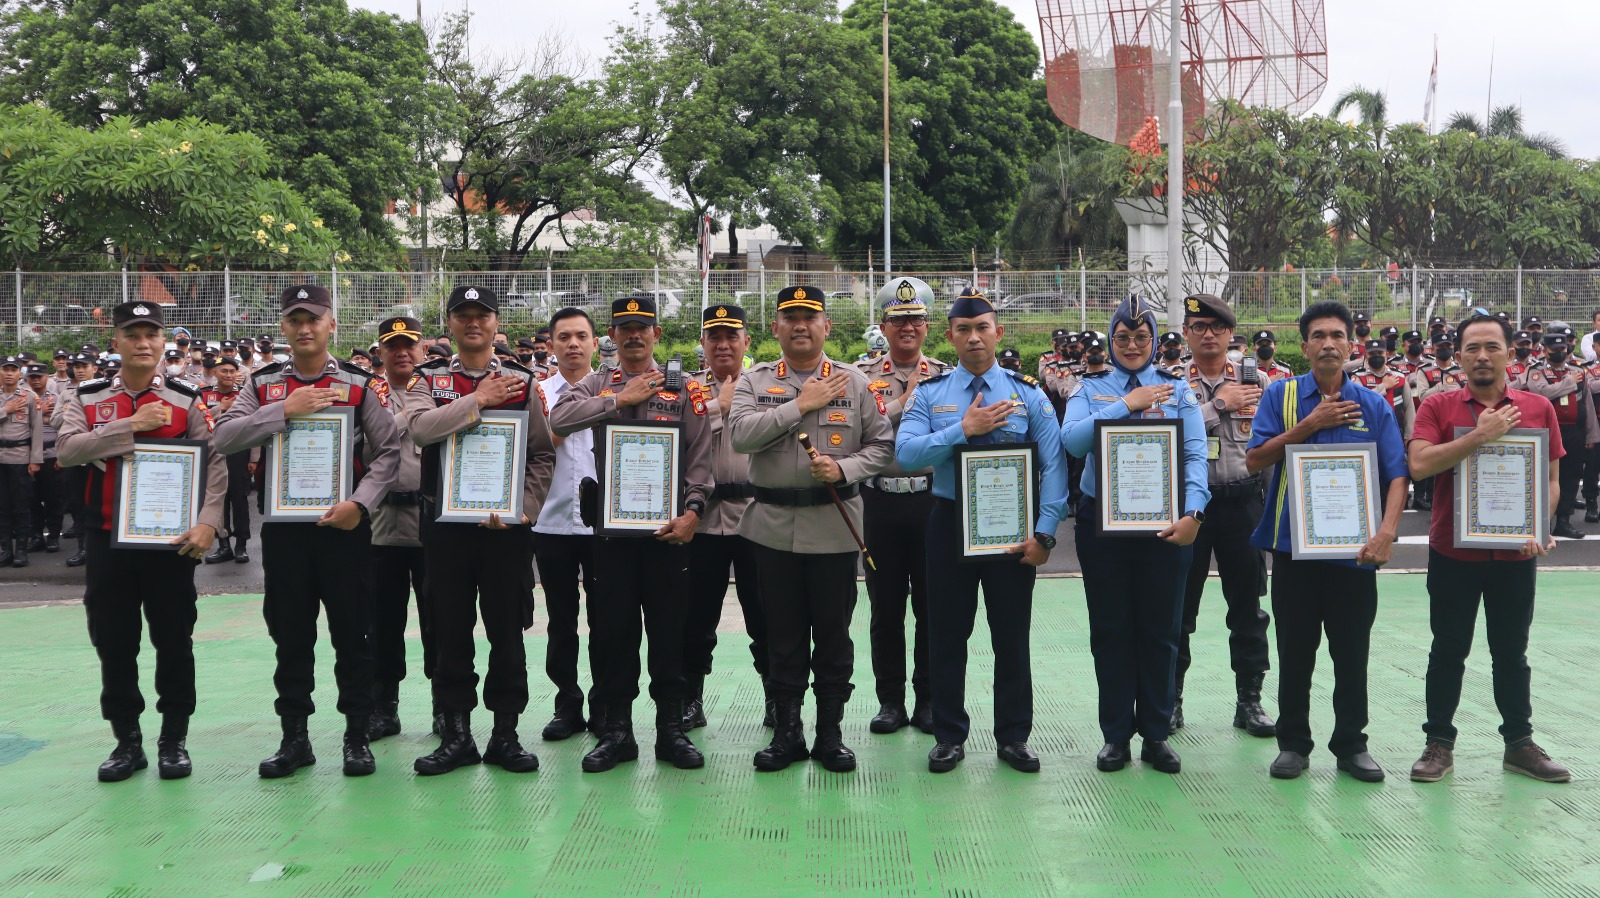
<box><xmin>224</xmin><ymin>263</ymin><xmax>232</xmax><ymax>341</ymax></box>
<box><xmin>331</xmin><ymin>262</ymin><xmax>340</xmax><ymax>322</ymax></box>
<box><xmin>121</xmin><ymin>265</ymin><xmax>130</xmax><ymax>304</ymax></box>
<box><xmin>1300</xmin><ymin>269</ymin><xmax>1307</xmax><ymax>313</ymax></box>
<box><xmin>653</xmin><ymin>264</ymin><xmax>660</xmax><ymax>292</ymax></box>
<box><xmin>437</xmin><ymin>265</ymin><xmax>446</xmax><ymax>327</ymax></box>
<box><xmin>758</xmin><ymin>266</ymin><xmax>767</xmax><ymax>330</ymax></box>
<box><xmin>545</xmin><ymin>263</ymin><xmax>553</xmax><ymax>312</ymax></box>
<box><xmin>1079</xmin><ymin>264</ymin><xmax>1088</xmax><ymax>331</ymax></box>
<box><xmin>1515</xmin><ymin>265</ymin><xmax>1523</xmax><ymax>324</ymax></box>
<box><xmin>1410</xmin><ymin>267</ymin><xmax>1419</xmax><ymax>334</ymax></box>
<box><xmin>14</xmin><ymin>267</ymin><xmax>22</xmax><ymax>343</ymax></box>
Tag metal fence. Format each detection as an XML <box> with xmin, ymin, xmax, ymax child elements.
<box><xmin>11</xmin><ymin>266</ymin><xmax>1600</xmax><ymax>349</ymax></box>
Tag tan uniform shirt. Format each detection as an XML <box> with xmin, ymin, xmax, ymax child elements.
<box><xmin>371</xmin><ymin>375</ymin><xmax>422</xmax><ymax>547</ymax></box>
<box><xmin>1186</xmin><ymin>361</ymin><xmax>1256</xmax><ymax>485</ymax></box>
<box><xmin>1516</xmin><ymin>360</ymin><xmax>1600</xmax><ymax>445</ymax></box>
<box><xmin>855</xmin><ymin>353</ymin><xmax>950</xmax><ymax>478</ymax></box>
<box><xmin>729</xmin><ymin>356</ymin><xmax>895</xmax><ymax>554</ymax></box>
<box><xmin>31</xmin><ymin>384</ymin><xmax>60</xmax><ymax>460</ymax></box>
<box><xmin>0</xmin><ymin>386</ymin><xmax>43</xmax><ymax>465</ymax></box>
<box><xmin>692</xmin><ymin>368</ymin><xmax>752</xmax><ymax>537</ymax></box>
<box><xmin>548</xmin><ymin>362</ymin><xmax>714</xmax><ymax>512</ymax></box>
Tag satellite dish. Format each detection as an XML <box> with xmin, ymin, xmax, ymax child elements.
<box><xmin>1037</xmin><ymin>0</ymin><xmax>1328</xmax><ymax>145</ymax></box>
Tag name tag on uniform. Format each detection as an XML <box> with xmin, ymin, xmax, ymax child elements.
<box><xmin>932</xmin><ymin>404</ymin><xmax>958</xmax><ymax>414</ymax></box>
<box><xmin>1092</xmin><ymin>395</ymin><xmax>1119</xmax><ymax>402</ymax></box>
<box><xmin>1207</xmin><ymin>437</ymin><xmax>1221</xmax><ymax>460</ymax></box>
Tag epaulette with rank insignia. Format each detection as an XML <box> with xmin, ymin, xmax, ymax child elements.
<box><xmin>416</xmin><ymin>357</ymin><xmax>449</xmax><ymax>374</ymax></box>
<box><xmin>499</xmin><ymin>358</ymin><xmax>534</xmax><ymax>377</ymax></box>
<box><xmin>163</xmin><ymin>377</ymin><xmax>200</xmax><ymax>399</ymax></box>
<box><xmin>918</xmin><ymin>369</ymin><xmax>956</xmax><ymax>386</ymax></box>
<box><xmin>1082</xmin><ymin>369</ymin><xmax>1111</xmax><ymax>378</ymax></box>
<box><xmin>1156</xmin><ymin>368</ymin><xmax>1185</xmax><ymax>380</ymax></box>
<box><xmin>250</xmin><ymin>361</ymin><xmax>285</xmax><ymax>380</ymax></box>
<box><xmin>76</xmin><ymin>377</ymin><xmax>111</xmax><ymax>396</ymax></box>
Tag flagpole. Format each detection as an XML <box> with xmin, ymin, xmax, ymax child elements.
<box><xmin>882</xmin><ymin>0</ymin><xmax>892</xmax><ymax>276</ymax></box>
<box><xmin>1165</xmin><ymin>0</ymin><xmax>1184</xmax><ymax>330</ymax></box>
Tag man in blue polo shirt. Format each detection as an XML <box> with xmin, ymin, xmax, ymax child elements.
<box><xmin>1244</xmin><ymin>300</ymin><xmax>1409</xmax><ymax>783</ymax></box>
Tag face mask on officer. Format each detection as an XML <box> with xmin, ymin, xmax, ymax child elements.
<box><xmin>1547</xmin><ymin>348</ymin><xmax>1566</xmax><ymax>365</ymax></box>
<box><xmin>1161</xmin><ymin>346</ymin><xmax>1182</xmax><ymax>362</ymax></box>
<box><xmin>1085</xmin><ymin>351</ymin><xmax>1105</xmax><ymax>366</ymax></box>
<box><xmin>1226</xmin><ymin>349</ymin><xmax>1244</xmax><ymax>365</ymax></box>
<box><xmin>1355</xmin><ymin>323</ymin><xmax>1371</xmax><ymax>338</ymax></box>
<box><xmin>1255</xmin><ymin>343</ymin><xmax>1274</xmax><ymax>361</ymax></box>
<box><xmin>1385</xmin><ymin>336</ymin><xmax>1398</xmax><ymax>352</ymax></box>
<box><xmin>1407</xmin><ymin>343</ymin><xmax>1424</xmax><ymax>358</ymax></box>
<box><xmin>1515</xmin><ymin>344</ymin><xmax>1532</xmax><ymax>360</ymax></box>
<box><xmin>164</xmin><ymin>363</ymin><xmax>185</xmax><ymax>377</ymax></box>
<box><xmin>1435</xmin><ymin>346</ymin><xmax>1453</xmax><ymax>363</ymax></box>
<box><xmin>534</xmin><ymin>349</ymin><xmax>549</xmax><ymax>363</ymax></box>
<box><xmin>1367</xmin><ymin>351</ymin><xmax>1384</xmax><ymax>366</ymax></box>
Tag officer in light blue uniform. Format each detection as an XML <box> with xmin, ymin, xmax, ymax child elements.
<box><xmin>1062</xmin><ymin>295</ymin><xmax>1211</xmax><ymax>776</ymax></box>
<box><xmin>896</xmin><ymin>288</ymin><xmax>1068</xmax><ymax>774</ymax></box>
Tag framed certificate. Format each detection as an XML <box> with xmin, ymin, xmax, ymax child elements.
<box><xmin>437</xmin><ymin>410</ymin><xmax>528</xmax><ymax>523</ymax></box>
<box><xmin>264</xmin><ymin>406</ymin><xmax>354</xmax><ymax>521</ymax></box>
<box><xmin>596</xmin><ymin>420</ymin><xmax>683</xmax><ymax>536</ymax></box>
<box><xmin>955</xmin><ymin>442</ymin><xmax>1039</xmax><ymax>560</ymax></box>
<box><xmin>1283</xmin><ymin>443</ymin><xmax>1381</xmax><ymax>559</ymax></box>
<box><xmin>114</xmin><ymin>438</ymin><xmax>208</xmax><ymax>549</ymax></box>
<box><xmin>1453</xmin><ymin>427</ymin><xmax>1549</xmax><ymax>548</ymax></box>
<box><xmin>1094</xmin><ymin>419</ymin><xmax>1184</xmax><ymax>536</ymax></box>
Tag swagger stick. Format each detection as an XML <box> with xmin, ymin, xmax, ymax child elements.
<box><xmin>797</xmin><ymin>432</ymin><xmax>875</xmax><ymax>570</ymax></box>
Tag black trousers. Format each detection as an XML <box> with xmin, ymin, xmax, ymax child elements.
<box><xmin>1557</xmin><ymin>424</ymin><xmax>1585</xmax><ymax>518</ymax></box>
<box><xmin>0</xmin><ymin>462</ymin><xmax>34</xmax><ymax>541</ymax></box>
<box><xmin>370</xmin><ymin>543</ymin><xmax>433</xmax><ymax>701</ymax></box>
<box><xmin>684</xmin><ymin>532</ymin><xmax>766</xmax><ymax>682</ymax></box>
<box><xmin>1582</xmin><ymin>441</ymin><xmax>1600</xmax><ymax>505</ymax></box>
<box><xmin>82</xmin><ymin>528</ymin><xmax>199</xmax><ymax>721</ymax></box>
<box><xmin>260</xmin><ymin>521</ymin><xmax>376</xmax><ymax>722</ymax></box>
<box><xmin>422</xmin><ymin>520</ymin><xmax>534</xmax><ymax>717</ymax></box>
<box><xmin>1423</xmin><ymin>550</ymin><xmax>1536</xmax><ymax>745</ymax></box>
<box><xmin>1270</xmin><ymin>553</ymin><xmax>1377</xmax><ymax>757</ymax></box>
<box><xmin>1075</xmin><ymin>500</ymin><xmax>1190</xmax><ymax>743</ymax></box>
<box><xmin>532</xmin><ymin>531</ymin><xmax>597</xmax><ymax>719</ymax></box>
<box><xmin>222</xmin><ymin>452</ymin><xmax>252</xmax><ymax>543</ymax></box>
<box><xmin>754</xmin><ymin>544</ymin><xmax>857</xmax><ymax>703</ymax></box>
<box><xmin>861</xmin><ymin>487</ymin><xmax>932</xmax><ymax>705</ymax></box>
<box><xmin>590</xmin><ymin>535</ymin><xmax>689</xmax><ymax>711</ymax></box>
<box><xmin>925</xmin><ymin>500</ymin><xmax>1035</xmax><ymax>745</ymax></box>
<box><xmin>1178</xmin><ymin>491</ymin><xmax>1270</xmax><ymax>690</ymax></box>
<box><xmin>64</xmin><ymin>466</ymin><xmax>86</xmax><ymax>530</ymax></box>
<box><xmin>32</xmin><ymin>459</ymin><xmax>63</xmax><ymax>536</ymax></box>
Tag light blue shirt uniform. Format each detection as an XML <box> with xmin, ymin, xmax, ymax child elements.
<box><xmin>1060</xmin><ymin>366</ymin><xmax>1212</xmax><ymax>515</ymax></box>
<box><xmin>896</xmin><ymin>361</ymin><xmax>1069</xmax><ymax>537</ymax></box>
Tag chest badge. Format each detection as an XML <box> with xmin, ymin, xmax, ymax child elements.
<box><xmin>827</xmin><ymin>411</ymin><xmax>847</xmax><ymax>423</ymax></box>
<box><xmin>266</xmin><ymin>383</ymin><xmax>286</xmax><ymax>401</ymax></box>
<box><xmin>829</xmin><ymin>433</ymin><xmax>843</xmax><ymax>446</ymax></box>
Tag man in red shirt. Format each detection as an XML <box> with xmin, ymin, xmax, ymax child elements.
<box><xmin>1405</xmin><ymin>313</ymin><xmax>1570</xmax><ymax>784</ymax></box>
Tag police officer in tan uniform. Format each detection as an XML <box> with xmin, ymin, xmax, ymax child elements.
<box><xmin>854</xmin><ymin>277</ymin><xmax>949</xmax><ymax>736</ymax></box>
<box><xmin>1175</xmin><ymin>294</ymin><xmax>1275</xmax><ymax>737</ymax></box>
<box><xmin>729</xmin><ymin>285</ymin><xmax>896</xmax><ymax>773</ymax></box>
<box><xmin>1515</xmin><ymin>329</ymin><xmax>1599</xmax><ymax>538</ymax></box>
<box><xmin>24</xmin><ymin>363</ymin><xmax>65</xmax><ymax>555</ymax></box>
<box><xmin>0</xmin><ymin>355</ymin><xmax>43</xmax><ymax>567</ymax></box>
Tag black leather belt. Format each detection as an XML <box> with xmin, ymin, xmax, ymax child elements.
<box><xmin>1209</xmin><ymin>477</ymin><xmax>1262</xmax><ymax>500</ymax></box>
<box><xmin>384</xmin><ymin>490</ymin><xmax>422</xmax><ymax>507</ymax></box>
<box><xmin>0</xmin><ymin>438</ymin><xmax>27</xmax><ymax>448</ymax></box>
<box><xmin>754</xmin><ymin>482</ymin><xmax>860</xmax><ymax>507</ymax></box>
<box><xmin>42</xmin><ymin>440</ymin><xmax>55</xmax><ymax>451</ymax></box>
<box><xmin>713</xmin><ymin>481</ymin><xmax>755</xmax><ymax>500</ymax></box>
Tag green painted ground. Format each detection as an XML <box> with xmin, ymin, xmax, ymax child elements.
<box><xmin>1</xmin><ymin>573</ymin><xmax>1597</xmax><ymax>897</ymax></box>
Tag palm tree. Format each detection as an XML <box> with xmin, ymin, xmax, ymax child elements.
<box><xmin>1330</xmin><ymin>85</ymin><xmax>1389</xmax><ymax>128</ymax></box>
<box><xmin>1006</xmin><ymin>136</ymin><xmax>1128</xmax><ymax>262</ymax></box>
<box><xmin>1445</xmin><ymin>104</ymin><xmax>1567</xmax><ymax>158</ymax></box>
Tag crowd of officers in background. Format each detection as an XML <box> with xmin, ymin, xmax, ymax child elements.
<box><xmin>15</xmin><ymin>285</ymin><xmax>1597</xmax><ymax>786</ymax></box>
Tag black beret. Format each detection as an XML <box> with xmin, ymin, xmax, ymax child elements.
<box><xmin>1182</xmin><ymin>293</ymin><xmax>1236</xmax><ymax>329</ymax></box>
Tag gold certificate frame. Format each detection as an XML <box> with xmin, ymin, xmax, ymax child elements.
<box><xmin>114</xmin><ymin>438</ymin><xmax>209</xmax><ymax>550</ymax></box>
<box><xmin>1094</xmin><ymin>419</ymin><xmax>1183</xmax><ymax>536</ymax></box>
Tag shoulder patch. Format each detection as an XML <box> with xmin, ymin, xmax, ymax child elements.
<box><xmin>406</xmin><ymin>374</ymin><xmax>421</xmax><ymax>391</ymax></box>
<box><xmin>164</xmin><ymin>378</ymin><xmax>200</xmax><ymax>399</ymax></box>
<box><xmin>369</xmin><ymin>377</ymin><xmax>391</xmax><ymax>408</ymax></box>
<box><xmin>1083</xmin><ymin>370</ymin><xmax>1110</xmax><ymax>379</ymax></box>
<box><xmin>76</xmin><ymin>378</ymin><xmax>111</xmax><ymax>396</ymax></box>
<box><xmin>416</xmin><ymin>358</ymin><xmax>449</xmax><ymax>372</ymax></box>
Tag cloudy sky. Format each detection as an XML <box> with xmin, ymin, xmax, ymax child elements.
<box><xmin>356</xmin><ymin>0</ymin><xmax>1597</xmax><ymax>159</ymax></box>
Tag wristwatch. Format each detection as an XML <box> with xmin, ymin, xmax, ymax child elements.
<box><xmin>684</xmin><ymin>498</ymin><xmax>706</xmax><ymax>516</ymax></box>
<box><xmin>1183</xmin><ymin>510</ymin><xmax>1206</xmax><ymax>524</ymax></box>
<box><xmin>1034</xmin><ymin>532</ymin><xmax>1057</xmax><ymax>550</ymax></box>
<box><xmin>1212</xmin><ymin>397</ymin><xmax>1228</xmax><ymax>412</ymax></box>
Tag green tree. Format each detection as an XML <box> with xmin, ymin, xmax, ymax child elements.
<box><xmin>1428</xmin><ymin>128</ymin><xmax>1595</xmax><ymax>266</ymax></box>
<box><xmin>832</xmin><ymin>0</ymin><xmax>1053</xmax><ymax>256</ymax></box>
<box><xmin>1332</xmin><ymin>121</ymin><xmax>1438</xmax><ymax>264</ymax></box>
<box><xmin>0</xmin><ymin>106</ymin><xmax>338</xmax><ymax>267</ymax></box>
<box><xmin>612</xmin><ymin>0</ymin><xmax>878</xmax><ymax>257</ymax></box>
<box><xmin>1004</xmin><ymin>128</ymin><xmax>1128</xmax><ymax>263</ymax></box>
<box><xmin>1329</xmin><ymin>86</ymin><xmax>1389</xmax><ymax>130</ymax></box>
<box><xmin>1445</xmin><ymin>104</ymin><xmax>1568</xmax><ymax>159</ymax></box>
<box><xmin>0</xmin><ymin>0</ymin><xmax>436</xmax><ymax>255</ymax></box>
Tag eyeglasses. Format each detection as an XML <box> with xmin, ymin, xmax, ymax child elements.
<box><xmin>886</xmin><ymin>317</ymin><xmax>927</xmax><ymax>328</ymax></box>
<box><xmin>1111</xmin><ymin>333</ymin><xmax>1153</xmax><ymax>348</ymax></box>
<box><xmin>1184</xmin><ymin>322</ymin><xmax>1229</xmax><ymax>335</ymax></box>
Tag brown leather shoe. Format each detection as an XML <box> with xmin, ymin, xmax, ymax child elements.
<box><xmin>1504</xmin><ymin>742</ymin><xmax>1571</xmax><ymax>783</ymax></box>
<box><xmin>1409</xmin><ymin>742</ymin><xmax>1453</xmax><ymax>783</ymax></box>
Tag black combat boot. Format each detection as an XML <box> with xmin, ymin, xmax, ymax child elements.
<box><xmin>366</xmin><ymin>701</ymin><xmax>401</xmax><ymax>741</ymax></box>
<box><xmin>761</xmin><ymin>681</ymin><xmax>776</xmax><ymax>728</ymax></box>
<box><xmin>233</xmin><ymin>538</ymin><xmax>250</xmax><ymax>563</ymax></box>
<box><xmin>1171</xmin><ymin>691</ymin><xmax>1185</xmax><ymax>731</ymax></box>
<box><xmin>1553</xmin><ymin>515</ymin><xmax>1586</xmax><ymax>540</ymax></box>
<box><xmin>654</xmin><ymin>701</ymin><xmax>704</xmax><ymax>769</ymax></box>
<box><xmin>0</xmin><ymin>540</ymin><xmax>14</xmax><ymax>568</ymax></box>
<box><xmin>582</xmin><ymin>710</ymin><xmax>639</xmax><ymax>773</ymax></box>
<box><xmin>1233</xmin><ymin>673</ymin><xmax>1277</xmax><ymax>737</ymax></box>
<box><xmin>44</xmin><ymin>532</ymin><xmax>60</xmax><ymax>553</ymax></box>
<box><xmin>414</xmin><ymin>712</ymin><xmax>481</xmax><ymax>776</ymax></box>
<box><xmin>753</xmin><ymin>697</ymin><xmax>808</xmax><ymax>771</ymax></box>
<box><xmin>810</xmin><ymin>697</ymin><xmax>857</xmax><ymax>772</ymax></box>
<box><xmin>98</xmin><ymin>719</ymin><xmax>147</xmax><ymax>782</ymax></box>
<box><xmin>11</xmin><ymin>540</ymin><xmax>26</xmax><ymax>568</ymax></box>
<box><xmin>483</xmin><ymin>714</ymin><xmax>540</xmax><ymax>773</ymax></box>
<box><xmin>680</xmin><ymin>674</ymin><xmax>707</xmax><ymax>730</ymax></box>
<box><xmin>342</xmin><ymin>717</ymin><xmax>375</xmax><ymax>776</ymax></box>
<box><xmin>203</xmin><ymin>541</ymin><xmax>234</xmax><ymax>564</ymax></box>
<box><xmin>1587</xmin><ymin>498</ymin><xmax>1599</xmax><ymax>524</ymax></box>
<box><xmin>65</xmin><ymin>533</ymin><xmax>87</xmax><ymax>567</ymax></box>
<box><xmin>25</xmin><ymin>534</ymin><xmax>45</xmax><ymax>552</ymax></box>
<box><xmin>157</xmin><ymin>715</ymin><xmax>192</xmax><ymax>780</ymax></box>
<box><xmin>258</xmin><ymin>716</ymin><xmax>315</xmax><ymax>779</ymax></box>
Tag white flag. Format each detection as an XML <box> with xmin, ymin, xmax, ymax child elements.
<box><xmin>1422</xmin><ymin>36</ymin><xmax>1438</xmax><ymax>132</ymax></box>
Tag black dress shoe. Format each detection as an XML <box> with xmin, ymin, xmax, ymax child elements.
<box><xmin>582</xmin><ymin>729</ymin><xmax>640</xmax><ymax>772</ymax></box>
<box><xmin>98</xmin><ymin>722</ymin><xmax>147</xmax><ymax>782</ymax></box>
<box><xmin>414</xmin><ymin>713</ymin><xmax>481</xmax><ymax>776</ymax></box>
<box><xmin>44</xmin><ymin>533</ymin><xmax>60</xmax><ymax>553</ymax></box>
<box><xmin>484</xmin><ymin>729</ymin><xmax>540</xmax><ymax>773</ymax></box>
<box><xmin>66</xmin><ymin>543</ymin><xmax>87</xmax><ymax>567</ymax></box>
<box><xmin>11</xmin><ymin>546</ymin><xmax>27</xmax><ymax>568</ymax></box>
<box><xmin>259</xmin><ymin>718</ymin><xmax>316</xmax><ymax>779</ymax></box>
<box><xmin>1336</xmin><ymin>751</ymin><xmax>1385</xmax><ymax>782</ymax></box>
<box><xmin>1140</xmin><ymin>740</ymin><xmax>1182</xmax><ymax>774</ymax></box>
<box><xmin>909</xmin><ymin>701</ymin><xmax>934</xmax><ymax>734</ymax></box>
<box><xmin>540</xmin><ymin>713</ymin><xmax>583</xmax><ymax>741</ymax></box>
<box><xmin>1586</xmin><ymin>499</ymin><xmax>1599</xmax><ymax>523</ymax></box>
<box><xmin>1269</xmin><ymin>750</ymin><xmax>1310</xmax><ymax>779</ymax></box>
<box><xmin>233</xmin><ymin>548</ymin><xmax>250</xmax><ymax>563</ymax></box>
<box><xmin>928</xmin><ymin>741</ymin><xmax>965</xmax><ymax>773</ymax></box>
<box><xmin>342</xmin><ymin>733</ymin><xmax>376</xmax><ymax>776</ymax></box>
<box><xmin>366</xmin><ymin>702</ymin><xmax>401</xmax><ymax>741</ymax></box>
<box><xmin>1553</xmin><ymin>517</ymin><xmax>1586</xmax><ymax>540</ymax></box>
<box><xmin>997</xmin><ymin>742</ymin><xmax>1041</xmax><ymax>773</ymax></box>
<box><xmin>157</xmin><ymin>737</ymin><xmax>192</xmax><ymax>779</ymax></box>
<box><xmin>1096</xmin><ymin>742</ymin><xmax>1131</xmax><ymax>772</ymax></box>
<box><xmin>869</xmin><ymin>703</ymin><xmax>910</xmax><ymax>734</ymax></box>
<box><xmin>204</xmin><ymin>543</ymin><xmax>234</xmax><ymax>564</ymax></box>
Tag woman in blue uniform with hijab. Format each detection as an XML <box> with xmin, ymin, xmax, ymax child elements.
<box><xmin>1062</xmin><ymin>296</ymin><xmax>1211</xmax><ymax>775</ymax></box>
